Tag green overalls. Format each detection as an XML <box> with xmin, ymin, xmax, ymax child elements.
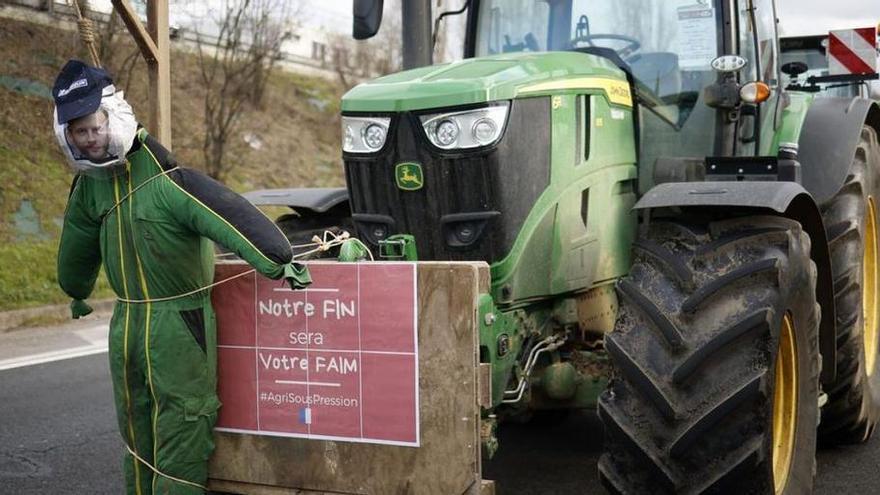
<box><xmin>58</xmin><ymin>130</ymin><xmax>307</xmax><ymax>494</ymax></box>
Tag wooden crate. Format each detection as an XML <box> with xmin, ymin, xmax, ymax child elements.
<box><xmin>208</xmin><ymin>262</ymin><xmax>491</xmax><ymax>495</ymax></box>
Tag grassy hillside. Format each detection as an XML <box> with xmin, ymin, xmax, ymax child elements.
<box><xmin>0</xmin><ymin>16</ymin><xmax>346</xmax><ymax>311</ymax></box>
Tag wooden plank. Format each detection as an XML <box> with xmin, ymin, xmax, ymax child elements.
<box><xmin>208</xmin><ymin>480</ymin><xmax>495</xmax><ymax>495</ymax></box>
<box><xmin>145</xmin><ymin>0</ymin><xmax>171</xmax><ymax>147</ymax></box>
<box><xmin>207</xmin><ymin>480</ymin><xmax>338</xmax><ymax>495</ymax></box>
<box><xmin>208</xmin><ymin>262</ymin><xmax>487</xmax><ymax>494</ymax></box>
<box><xmin>110</xmin><ymin>0</ymin><xmax>158</xmax><ymax>62</ymax></box>
<box><xmin>478</xmin><ymin>363</ymin><xmax>492</xmax><ymax>410</ymax></box>
<box><xmin>110</xmin><ymin>0</ymin><xmax>171</xmax><ymax>147</ymax></box>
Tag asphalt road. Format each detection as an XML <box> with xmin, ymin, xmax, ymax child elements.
<box><xmin>483</xmin><ymin>410</ymin><xmax>880</xmax><ymax>494</ymax></box>
<box><xmin>0</xmin><ymin>352</ymin><xmax>121</xmax><ymax>494</ymax></box>
<box><xmin>1</xmin><ymin>319</ymin><xmax>879</xmax><ymax>494</ymax></box>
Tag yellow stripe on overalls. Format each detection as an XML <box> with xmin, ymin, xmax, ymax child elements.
<box><xmin>125</xmin><ymin>165</ymin><xmax>160</xmax><ymax>492</ymax></box>
<box><xmin>113</xmin><ymin>173</ymin><xmax>142</xmax><ymax>495</ymax></box>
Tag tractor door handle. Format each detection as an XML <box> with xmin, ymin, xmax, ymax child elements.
<box><xmin>739</xmin><ymin>104</ymin><xmax>758</xmax><ymax>144</ymax></box>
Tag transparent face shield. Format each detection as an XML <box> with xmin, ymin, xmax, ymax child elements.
<box><xmin>54</xmin><ymin>85</ymin><xmax>138</xmax><ymax>178</ymax></box>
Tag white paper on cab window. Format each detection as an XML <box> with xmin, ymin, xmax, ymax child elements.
<box><xmin>676</xmin><ymin>4</ymin><xmax>718</xmax><ymax>70</ymax></box>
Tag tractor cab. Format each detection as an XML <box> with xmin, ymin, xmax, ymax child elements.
<box><xmin>344</xmin><ymin>0</ymin><xmax>783</xmax><ymax>275</ymax></box>
<box><xmin>464</xmin><ymin>0</ymin><xmax>785</xmax><ymax>182</ymax></box>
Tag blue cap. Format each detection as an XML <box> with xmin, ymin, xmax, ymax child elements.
<box><xmin>52</xmin><ymin>60</ymin><xmax>113</xmax><ymax>124</ymax></box>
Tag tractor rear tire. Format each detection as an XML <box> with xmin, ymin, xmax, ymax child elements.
<box><xmin>818</xmin><ymin>125</ymin><xmax>880</xmax><ymax>445</ymax></box>
<box><xmin>599</xmin><ymin>215</ymin><xmax>820</xmax><ymax>494</ymax></box>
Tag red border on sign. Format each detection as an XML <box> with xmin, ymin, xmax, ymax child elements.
<box><xmin>214</xmin><ymin>262</ymin><xmax>419</xmax><ymax>447</ymax></box>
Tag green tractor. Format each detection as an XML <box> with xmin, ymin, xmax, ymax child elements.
<box><xmin>288</xmin><ymin>0</ymin><xmax>880</xmax><ymax>492</ymax></box>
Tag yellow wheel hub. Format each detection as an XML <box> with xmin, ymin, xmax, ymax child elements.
<box><xmin>864</xmin><ymin>196</ymin><xmax>879</xmax><ymax>377</ymax></box>
<box><xmin>773</xmin><ymin>313</ymin><xmax>798</xmax><ymax>494</ymax></box>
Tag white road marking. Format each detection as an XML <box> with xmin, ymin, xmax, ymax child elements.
<box><xmin>0</xmin><ymin>324</ymin><xmax>109</xmax><ymax>371</ymax></box>
<box><xmin>0</xmin><ymin>344</ymin><xmax>108</xmax><ymax>371</ymax></box>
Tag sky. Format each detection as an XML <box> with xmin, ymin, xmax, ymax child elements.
<box><xmin>776</xmin><ymin>0</ymin><xmax>878</xmax><ymax>36</ymax></box>
<box><xmin>89</xmin><ymin>0</ymin><xmax>878</xmax><ymax>44</ymax></box>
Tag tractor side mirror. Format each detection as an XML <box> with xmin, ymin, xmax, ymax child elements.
<box><xmin>781</xmin><ymin>62</ymin><xmax>809</xmax><ymax>77</ymax></box>
<box><xmin>353</xmin><ymin>0</ymin><xmax>384</xmax><ymax>40</ymax></box>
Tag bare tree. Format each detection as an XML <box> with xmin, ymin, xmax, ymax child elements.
<box><xmin>93</xmin><ymin>6</ymin><xmax>144</xmax><ymax>94</ymax></box>
<box><xmin>371</xmin><ymin>0</ymin><xmax>402</xmax><ymax>75</ymax></box>
<box><xmin>195</xmin><ymin>0</ymin><xmax>298</xmax><ymax>181</ymax></box>
<box><xmin>327</xmin><ymin>0</ymin><xmax>402</xmax><ymax>91</ymax></box>
<box><xmin>97</xmin><ymin>4</ymin><xmax>122</xmax><ymax>63</ymax></box>
<box><xmin>328</xmin><ymin>35</ymin><xmax>354</xmax><ymax>89</ymax></box>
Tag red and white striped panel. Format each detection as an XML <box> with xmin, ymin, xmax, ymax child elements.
<box><xmin>828</xmin><ymin>27</ymin><xmax>878</xmax><ymax>75</ymax></box>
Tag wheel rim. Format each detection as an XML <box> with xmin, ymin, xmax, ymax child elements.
<box><xmin>864</xmin><ymin>196</ymin><xmax>879</xmax><ymax>377</ymax></box>
<box><xmin>773</xmin><ymin>313</ymin><xmax>798</xmax><ymax>494</ymax></box>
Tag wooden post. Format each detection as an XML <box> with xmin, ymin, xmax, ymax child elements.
<box><xmin>145</xmin><ymin>0</ymin><xmax>170</xmax><ymax>147</ymax></box>
<box><xmin>110</xmin><ymin>0</ymin><xmax>171</xmax><ymax>148</ymax></box>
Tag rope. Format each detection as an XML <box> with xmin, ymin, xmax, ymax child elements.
<box><xmin>117</xmin><ymin>266</ymin><xmax>256</xmax><ymax>304</ymax></box>
<box><xmin>102</xmin><ymin>159</ymin><xmax>372</xmax><ymax>306</ymax></box>
<box><xmin>292</xmin><ymin>230</ymin><xmax>373</xmax><ymax>261</ymax></box>
<box><xmin>68</xmin><ymin>0</ymin><xmax>102</xmax><ymax>67</ymax></box>
<box><xmin>100</xmin><ymin>151</ymin><xmax>373</xmax><ymax>305</ymax></box>
<box><xmin>101</xmin><ymin>166</ymin><xmax>180</xmax><ymax>223</ymax></box>
<box><xmin>290</xmin><ymin>229</ymin><xmax>350</xmax><ymax>249</ymax></box>
<box><xmin>117</xmin><ymin>229</ymin><xmax>366</xmax><ymax>304</ymax></box>
<box><xmin>125</xmin><ymin>443</ymin><xmax>208</xmax><ymax>491</ymax></box>
<box><xmin>77</xmin><ymin>18</ymin><xmax>96</xmax><ymax>44</ymax></box>
<box><xmin>213</xmin><ymin>252</ymin><xmax>240</xmax><ymax>258</ymax></box>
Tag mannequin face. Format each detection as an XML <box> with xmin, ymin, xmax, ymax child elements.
<box><xmin>65</xmin><ymin>110</ymin><xmax>110</xmax><ymax>160</ymax></box>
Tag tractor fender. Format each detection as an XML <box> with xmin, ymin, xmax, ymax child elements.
<box><xmin>635</xmin><ymin>181</ymin><xmax>837</xmax><ymax>384</ymax></box>
<box><xmin>242</xmin><ymin>187</ymin><xmax>350</xmax><ymax>214</ymax></box>
<box><xmin>800</xmin><ymin>97</ymin><xmax>880</xmax><ymax>206</ymax></box>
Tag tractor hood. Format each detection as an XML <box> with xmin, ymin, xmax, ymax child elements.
<box><xmin>341</xmin><ymin>51</ymin><xmax>626</xmax><ymax>113</ymax></box>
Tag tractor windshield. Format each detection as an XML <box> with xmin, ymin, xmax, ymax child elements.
<box><xmin>474</xmin><ymin>0</ymin><xmax>726</xmax><ymax>167</ymax></box>
<box><xmin>474</xmin><ymin>0</ymin><xmax>722</xmax><ymax>120</ymax></box>
<box><xmin>476</xmin><ymin>1</ymin><xmax>721</xmax><ymax>61</ymax></box>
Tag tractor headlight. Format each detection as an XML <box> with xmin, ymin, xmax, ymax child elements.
<box><xmin>435</xmin><ymin>119</ymin><xmax>460</xmax><ymax>147</ymax></box>
<box><xmin>342</xmin><ymin>116</ymin><xmax>391</xmax><ymax>153</ymax></box>
<box><xmin>363</xmin><ymin>123</ymin><xmax>386</xmax><ymax>150</ymax></box>
<box><xmin>420</xmin><ymin>102</ymin><xmax>510</xmax><ymax>150</ymax></box>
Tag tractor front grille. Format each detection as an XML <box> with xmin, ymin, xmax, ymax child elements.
<box><xmin>343</xmin><ymin>97</ymin><xmax>550</xmax><ymax>262</ymax></box>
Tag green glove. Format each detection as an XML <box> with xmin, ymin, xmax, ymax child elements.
<box><xmin>71</xmin><ymin>299</ymin><xmax>93</xmax><ymax>319</ymax></box>
<box><xmin>338</xmin><ymin>238</ymin><xmax>371</xmax><ymax>262</ymax></box>
<box><xmin>283</xmin><ymin>262</ymin><xmax>312</xmax><ymax>290</ymax></box>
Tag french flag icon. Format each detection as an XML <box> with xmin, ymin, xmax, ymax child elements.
<box><xmin>298</xmin><ymin>407</ymin><xmax>312</xmax><ymax>425</ymax></box>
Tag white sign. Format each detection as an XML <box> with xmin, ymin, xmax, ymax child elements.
<box><xmin>677</xmin><ymin>5</ymin><xmax>718</xmax><ymax>70</ymax></box>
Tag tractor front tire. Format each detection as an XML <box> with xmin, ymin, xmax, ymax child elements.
<box><xmin>599</xmin><ymin>215</ymin><xmax>820</xmax><ymax>494</ymax></box>
<box><xmin>818</xmin><ymin>125</ymin><xmax>880</xmax><ymax>445</ymax></box>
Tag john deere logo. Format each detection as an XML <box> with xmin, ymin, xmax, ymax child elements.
<box><xmin>395</xmin><ymin>162</ymin><xmax>424</xmax><ymax>191</ymax></box>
